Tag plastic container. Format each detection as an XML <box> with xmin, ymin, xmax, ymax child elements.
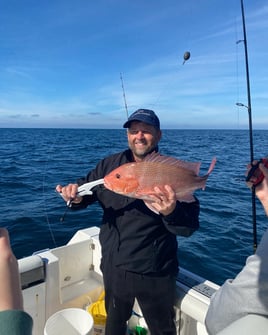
<box><xmin>128</xmin><ymin>314</ymin><xmax>149</xmax><ymax>335</ymax></box>
<box><xmin>44</xmin><ymin>308</ymin><xmax>94</xmax><ymax>335</ymax></box>
<box><xmin>87</xmin><ymin>291</ymin><xmax>107</xmax><ymax>335</ymax></box>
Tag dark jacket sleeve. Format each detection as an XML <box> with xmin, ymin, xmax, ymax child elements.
<box><xmin>162</xmin><ymin>197</ymin><xmax>200</xmax><ymax>236</ymax></box>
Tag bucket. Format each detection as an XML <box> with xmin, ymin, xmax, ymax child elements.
<box><xmin>87</xmin><ymin>291</ymin><xmax>107</xmax><ymax>335</ymax></box>
<box><xmin>128</xmin><ymin>314</ymin><xmax>149</xmax><ymax>335</ymax></box>
<box><xmin>44</xmin><ymin>308</ymin><xmax>94</xmax><ymax>335</ymax></box>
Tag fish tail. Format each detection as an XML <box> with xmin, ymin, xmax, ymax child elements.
<box><xmin>200</xmin><ymin>178</ymin><xmax>207</xmax><ymax>190</ymax></box>
<box><xmin>199</xmin><ymin>157</ymin><xmax>216</xmax><ymax>189</ymax></box>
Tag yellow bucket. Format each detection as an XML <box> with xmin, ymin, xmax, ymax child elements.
<box><xmin>87</xmin><ymin>291</ymin><xmax>107</xmax><ymax>334</ymax></box>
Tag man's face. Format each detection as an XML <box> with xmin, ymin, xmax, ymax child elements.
<box><xmin>127</xmin><ymin>121</ymin><xmax>162</xmax><ymax>161</ymax></box>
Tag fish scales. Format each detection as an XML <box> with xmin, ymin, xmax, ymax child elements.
<box><xmin>130</xmin><ymin>161</ymin><xmax>199</xmax><ymax>195</ymax></box>
<box><xmin>104</xmin><ymin>152</ymin><xmax>216</xmax><ymax>209</ymax></box>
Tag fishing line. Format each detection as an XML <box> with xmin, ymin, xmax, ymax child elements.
<box><xmin>41</xmin><ymin>134</ymin><xmax>60</xmax><ymax>248</ymax></box>
<box><xmin>150</xmin><ymin>51</ymin><xmax>191</xmax><ymax>110</ymax></box>
<box><xmin>42</xmin><ymin>177</ymin><xmax>57</xmax><ymax>247</ymax></box>
<box><xmin>59</xmin><ymin>196</ymin><xmax>75</xmax><ymax>222</ymax></box>
<box><xmin>59</xmin><ymin>204</ymin><xmax>71</xmax><ymax>222</ymax></box>
<box><xmin>150</xmin><ymin>3</ymin><xmax>194</xmax><ymax>111</ymax></box>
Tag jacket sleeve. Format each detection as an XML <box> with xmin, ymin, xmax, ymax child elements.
<box><xmin>205</xmin><ymin>227</ymin><xmax>268</xmax><ymax>335</ymax></box>
<box><xmin>162</xmin><ymin>198</ymin><xmax>200</xmax><ymax>236</ymax></box>
<box><xmin>0</xmin><ymin>310</ymin><xmax>33</xmax><ymax>335</ymax></box>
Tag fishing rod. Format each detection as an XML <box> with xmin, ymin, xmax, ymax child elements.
<box><xmin>236</xmin><ymin>0</ymin><xmax>257</xmax><ymax>251</ymax></box>
<box><xmin>120</xmin><ymin>72</ymin><xmax>129</xmax><ymax>118</ymax></box>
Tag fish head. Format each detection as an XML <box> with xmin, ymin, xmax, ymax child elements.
<box><xmin>104</xmin><ymin>164</ymin><xmax>139</xmax><ymax>196</ymax></box>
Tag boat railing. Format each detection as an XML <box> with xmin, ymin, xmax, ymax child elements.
<box><xmin>19</xmin><ymin>254</ymin><xmax>46</xmax><ymax>289</ymax></box>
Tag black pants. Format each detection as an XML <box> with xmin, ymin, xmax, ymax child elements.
<box><xmin>102</xmin><ymin>262</ymin><xmax>177</xmax><ymax>335</ymax></box>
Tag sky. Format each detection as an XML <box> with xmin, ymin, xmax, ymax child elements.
<box><xmin>0</xmin><ymin>0</ymin><xmax>268</xmax><ymax>129</ymax></box>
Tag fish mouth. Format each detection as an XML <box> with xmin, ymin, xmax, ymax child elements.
<box><xmin>104</xmin><ymin>180</ymin><xmax>117</xmax><ymax>192</ymax></box>
<box><xmin>103</xmin><ymin>181</ymin><xmax>110</xmax><ymax>189</ymax></box>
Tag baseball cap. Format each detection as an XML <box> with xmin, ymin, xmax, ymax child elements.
<box><xmin>123</xmin><ymin>109</ymin><xmax>160</xmax><ymax>129</ymax></box>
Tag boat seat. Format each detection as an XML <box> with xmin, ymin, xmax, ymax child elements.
<box><xmin>216</xmin><ymin>314</ymin><xmax>268</xmax><ymax>335</ymax></box>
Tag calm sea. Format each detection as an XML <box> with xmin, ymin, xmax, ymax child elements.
<box><xmin>1</xmin><ymin>128</ymin><xmax>268</xmax><ymax>285</ymax></box>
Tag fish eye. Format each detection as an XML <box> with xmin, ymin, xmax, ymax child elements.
<box><xmin>115</xmin><ymin>173</ymin><xmax>121</xmax><ymax>179</ymax></box>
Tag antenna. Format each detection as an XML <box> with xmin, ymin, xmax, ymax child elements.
<box><xmin>120</xmin><ymin>73</ymin><xmax>129</xmax><ymax>118</ymax></box>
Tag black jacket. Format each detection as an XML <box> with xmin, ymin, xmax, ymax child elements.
<box><xmin>72</xmin><ymin>149</ymin><xmax>200</xmax><ymax>276</ymax></box>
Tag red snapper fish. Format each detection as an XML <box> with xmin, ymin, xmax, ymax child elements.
<box><xmin>104</xmin><ymin>152</ymin><xmax>216</xmax><ymax>213</ymax></box>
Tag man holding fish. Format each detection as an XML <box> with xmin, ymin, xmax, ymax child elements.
<box><xmin>56</xmin><ymin>109</ymin><xmax>214</xmax><ymax>335</ymax></box>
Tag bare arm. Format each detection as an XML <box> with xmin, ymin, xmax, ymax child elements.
<box><xmin>0</xmin><ymin>228</ymin><xmax>23</xmax><ymax>311</ymax></box>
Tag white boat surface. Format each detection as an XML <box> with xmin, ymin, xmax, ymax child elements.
<box><xmin>19</xmin><ymin>225</ymin><xmax>268</xmax><ymax>335</ymax></box>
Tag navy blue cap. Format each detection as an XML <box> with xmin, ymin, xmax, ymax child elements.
<box><xmin>123</xmin><ymin>109</ymin><xmax>160</xmax><ymax>129</ymax></box>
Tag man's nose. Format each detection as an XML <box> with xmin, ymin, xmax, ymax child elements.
<box><xmin>136</xmin><ymin>131</ymin><xmax>145</xmax><ymax>139</ymax></box>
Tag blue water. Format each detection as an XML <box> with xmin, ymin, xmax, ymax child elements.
<box><xmin>1</xmin><ymin>128</ymin><xmax>268</xmax><ymax>285</ymax></box>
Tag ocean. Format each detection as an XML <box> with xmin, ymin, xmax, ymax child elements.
<box><xmin>1</xmin><ymin>128</ymin><xmax>268</xmax><ymax>285</ymax></box>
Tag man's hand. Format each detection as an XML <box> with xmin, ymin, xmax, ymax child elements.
<box><xmin>150</xmin><ymin>185</ymin><xmax>177</xmax><ymax>216</ymax></box>
<box><xmin>56</xmin><ymin>184</ymin><xmax>82</xmax><ymax>204</ymax></box>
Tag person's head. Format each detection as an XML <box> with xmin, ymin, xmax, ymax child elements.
<box><xmin>123</xmin><ymin>109</ymin><xmax>162</xmax><ymax>161</ymax></box>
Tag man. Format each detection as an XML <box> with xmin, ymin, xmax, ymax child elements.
<box><xmin>56</xmin><ymin>109</ymin><xmax>200</xmax><ymax>335</ymax></box>
<box><xmin>205</xmin><ymin>162</ymin><xmax>268</xmax><ymax>334</ymax></box>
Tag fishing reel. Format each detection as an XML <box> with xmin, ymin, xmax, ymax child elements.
<box><xmin>246</xmin><ymin>158</ymin><xmax>268</xmax><ymax>186</ymax></box>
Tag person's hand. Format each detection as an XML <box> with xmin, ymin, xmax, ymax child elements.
<box><xmin>246</xmin><ymin>162</ymin><xmax>268</xmax><ymax>216</ymax></box>
<box><xmin>0</xmin><ymin>228</ymin><xmax>23</xmax><ymax>311</ymax></box>
<box><xmin>150</xmin><ymin>185</ymin><xmax>177</xmax><ymax>216</ymax></box>
<box><xmin>56</xmin><ymin>183</ymin><xmax>82</xmax><ymax>204</ymax></box>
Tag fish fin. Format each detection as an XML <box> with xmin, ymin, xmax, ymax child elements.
<box><xmin>176</xmin><ymin>193</ymin><xmax>196</xmax><ymax>203</ymax></box>
<box><xmin>144</xmin><ymin>152</ymin><xmax>201</xmax><ymax>174</ymax></box>
<box><xmin>199</xmin><ymin>157</ymin><xmax>217</xmax><ymax>179</ymax></box>
<box><xmin>144</xmin><ymin>200</ymin><xmax>160</xmax><ymax>215</ymax></box>
<box><xmin>207</xmin><ymin>157</ymin><xmax>217</xmax><ymax>175</ymax></box>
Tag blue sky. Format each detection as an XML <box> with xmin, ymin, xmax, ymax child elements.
<box><xmin>1</xmin><ymin>0</ymin><xmax>267</xmax><ymax>129</ymax></box>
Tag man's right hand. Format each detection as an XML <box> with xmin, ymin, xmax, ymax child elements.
<box><xmin>56</xmin><ymin>184</ymin><xmax>82</xmax><ymax>204</ymax></box>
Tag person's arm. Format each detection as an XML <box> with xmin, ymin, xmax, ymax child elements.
<box><xmin>205</xmin><ymin>163</ymin><xmax>268</xmax><ymax>335</ymax></box>
<box><xmin>0</xmin><ymin>228</ymin><xmax>23</xmax><ymax>311</ymax></box>
<box><xmin>205</xmin><ymin>225</ymin><xmax>268</xmax><ymax>334</ymax></box>
<box><xmin>161</xmin><ymin>198</ymin><xmax>200</xmax><ymax>236</ymax></box>
<box><xmin>0</xmin><ymin>228</ymin><xmax>33</xmax><ymax>334</ymax></box>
